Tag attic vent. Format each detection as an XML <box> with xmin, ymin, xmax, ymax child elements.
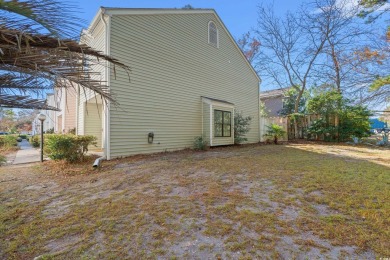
<box><xmin>208</xmin><ymin>21</ymin><xmax>219</xmax><ymax>48</ymax></box>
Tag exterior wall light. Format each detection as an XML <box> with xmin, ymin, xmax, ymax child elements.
<box><xmin>148</xmin><ymin>132</ymin><xmax>154</xmax><ymax>144</ymax></box>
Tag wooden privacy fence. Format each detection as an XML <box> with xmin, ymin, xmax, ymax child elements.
<box><xmin>287</xmin><ymin>114</ymin><xmax>341</xmax><ymax>140</ymax></box>
<box><xmin>260</xmin><ymin>116</ymin><xmax>288</xmax><ymax>142</ymax></box>
<box><xmin>287</xmin><ymin>114</ymin><xmax>321</xmax><ymax>139</ymax></box>
<box><xmin>260</xmin><ymin>114</ymin><xmax>340</xmax><ymax>141</ymax></box>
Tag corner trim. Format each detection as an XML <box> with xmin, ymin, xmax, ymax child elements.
<box><xmin>210</xmin><ymin>104</ymin><xmax>213</xmax><ymax>146</ymax></box>
<box><xmin>101</xmin><ymin>10</ymin><xmax>111</xmax><ymax>160</ymax></box>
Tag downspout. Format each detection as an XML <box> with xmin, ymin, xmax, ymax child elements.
<box><xmin>210</xmin><ymin>104</ymin><xmax>213</xmax><ymax>146</ymax></box>
<box><xmin>258</xmin><ymin>80</ymin><xmax>261</xmax><ymax>142</ymax></box>
<box><xmin>93</xmin><ymin>156</ymin><xmax>106</xmax><ymax>168</ymax></box>
<box><xmin>76</xmin><ymin>84</ymin><xmax>79</xmax><ymax>135</ymax></box>
<box><xmin>100</xmin><ymin>8</ymin><xmax>111</xmax><ymax>160</ymax></box>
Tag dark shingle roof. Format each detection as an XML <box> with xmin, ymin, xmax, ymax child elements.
<box><xmin>260</xmin><ymin>87</ymin><xmax>292</xmax><ymax>99</ymax></box>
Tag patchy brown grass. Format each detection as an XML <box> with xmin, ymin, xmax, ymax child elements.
<box><xmin>0</xmin><ymin>143</ymin><xmax>388</xmax><ymax>259</ymax></box>
<box><xmin>41</xmin><ymin>155</ymin><xmax>100</xmax><ymax>175</ymax></box>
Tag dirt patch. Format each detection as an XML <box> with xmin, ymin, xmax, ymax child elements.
<box><xmin>45</xmin><ymin>235</ymin><xmax>82</xmax><ymax>254</ymax></box>
<box><xmin>0</xmin><ymin>143</ymin><xmax>387</xmax><ymax>259</ymax></box>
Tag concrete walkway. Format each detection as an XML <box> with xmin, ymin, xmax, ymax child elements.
<box><xmin>13</xmin><ymin>140</ymin><xmax>41</xmax><ymax>165</ymax></box>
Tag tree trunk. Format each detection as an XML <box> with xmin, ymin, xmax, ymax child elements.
<box><xmin>329</xmin><ymin>39</ymin><xmax>341</xmax><ymax>141</ymax></box>
<box><xmin>293</xmin><ymin>89</ymin><xmax>304</xmax><ymax>139</ymax></box>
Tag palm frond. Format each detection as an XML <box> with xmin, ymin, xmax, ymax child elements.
<box><xmin>0</xmin><ymin>93</ymin><xmax>59</xmax><ymax>110</ymax></box>
<box><xmin>0</xmin><ymin>1</ymin><xmax>131</xmax><ymax>110</ymax></box>
<box><xmin>0</xmin><ymin>0</ymin><xmax>84</xmax><ymax>38</ymax></box>
<box><xmin>0</xmin><ymin>28</ymin><xmax>131</xmax><ymax>109</ymax></box>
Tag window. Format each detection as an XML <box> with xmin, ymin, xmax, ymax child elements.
<box><xmin>208</xmin><ymin>21</ymin><xmax>219</xmax><ymax>48</ymax></box>
<box><xmin>214</xmin><ymin>110</ymin><xmax>231</xmax><ymax>137</ymax></box>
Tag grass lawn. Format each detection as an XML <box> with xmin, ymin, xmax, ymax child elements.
<box><xmin>0</xmin><ymin>142</ymin><xmax>389</xmax><ymax>259</ymax></box>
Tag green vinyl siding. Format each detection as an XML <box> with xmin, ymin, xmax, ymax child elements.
<box><xmin>202</xmin><ymin>101</ymin><xmax>210</xmax><ymax>144</ymax></box>
<box><xmin>107</xmin><ymin>11</ymin><xmax>259</xmax><ymax>157</ymax></box>
<box><xmin>78</xmin><ymin>18</ymin><xmax>106</xmax><ymax>136</ymax></box>
<box><xmin>85</xmin><ymin>103</ymin><xmax>103</xmax><ymax>149</ymax></box>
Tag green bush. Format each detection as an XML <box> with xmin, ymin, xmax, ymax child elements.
<box><xmin>30</xmin><ymin>135</ymin><xmax>40</xmax><ymax>148</ymax></box>
<box><xmin>193</xmin><ymin>136</ymin><xmax>209</xmax><ymax>150</ymax></box>
<box><xmin>0</xmin><ymin>135</ymin><xmax>18</xmax><ymax>149</ymax></box>
<box><xmin>68</xmin><ymin>127</ymin><xmax>76</xmax><ymax>135</ymax></box>
<box><xmin>338</xmin><ymin>105</ymin><xmax>371</xmax><ymax>141</ymax></box>
<box><xmin>44</xmin><ymin>134</ymin><xmax>97</xmax><ymax>162</ymax></box>
<box><xmin>0</xmin><ymin>154</ymin><xmax>6</xmax><ymax>166</ymax></box>
<box><xmin>307</xmin><ymin>91</ymin><xmax>371</xmax><ymax>142</ymax></box>
<box><xmin>19</xmin><ymin>134</ymin><xmax>27</xmax><ymax>139</ymax></box>
<box><xmin>45</xmin><ymin>128</ymin><xmax>55</xmax><ymax>134</ymax></box>
<box><xmin>307</xmin><ymin>118</ymin><xmax>337</xmax><ymax>141</ymax></box>
<box><xmin>234</xmin><ymin>111</ymin><xmax>252</xmax><ymax>144</ymax></box>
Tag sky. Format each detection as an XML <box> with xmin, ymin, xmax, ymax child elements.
<box><xmin>74</xmin><ymin>0</ymin><xmax>388</xmax><ymax>107</ymax></box>
<box><xmin>76</xmin><ymin>0</ymin><xmax>301</xmax><ymax>41</ymax></box>
<box><xmin>75</xmin><ymin>0</ymin><xmax>302</xmax><ymax>92</ymax></box>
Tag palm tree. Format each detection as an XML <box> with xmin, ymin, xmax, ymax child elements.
<box><xmin>0</xmin><ymin>0</ymin><xmax>130</xmax><ymax>110</ymax></box>
<box><xmin>264</xmin><ymin>124</ymin><xmax>287</xmax><ymax>144</ymax></box>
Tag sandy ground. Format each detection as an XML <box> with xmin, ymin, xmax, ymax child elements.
<box><xmin>0</xmin><ymin>142</ymin><xmax>388</xmax><ymax>259</ymax></box>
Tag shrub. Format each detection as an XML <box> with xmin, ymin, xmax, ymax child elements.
<box><xmin>45</xmin><ymin>128</ymin><xmax>54</xmax><ymax>134</ymax></box>
<box><xmin>0</xmin><ymin>135</ymin><xmax>18</xmax><ymax>150</ymax></box>
<box><xmin>0</xmin><ymin>154</ymin><xmax>6</xmax><ymax>166</ymax></box>
<box><xmin>68</xmin><ymin>127</ymin><xmax>76</xmax><ymax>135</ymax></box>
<box><xmin>307</xmin><ymin>91</ymin><xmax>371</xmax><ymax>142</ymax></box>
<box><xmin>193</xmin><ymin>136</ymin><xmax>209</xmax><ymax>150</ymax></box>
<box><xmin>19</xmin><ymin>134</ymin><xmax>27</xmax><ymax>139</ymax></box>
<box><xmin>264</xmin><ymin>124</ymin><xmax>287</xmax><ymax>144</ymax></box>
<box><xmin>44</xmin><ymin>134</ymin><xmax>97</xmax><ymax>162</ymax></box>
<box><xmin>338</xmin><ymin>105</ymin><xmax>371</xmax><ymax>141</ymax></box>
<box><xmin>234</xmin><ymin>111</ymin><xmax>252</xmax><ymax>144</ymax></box>
<box><xmin>307</xmin><ymin>118</ymin><xmax>337</xmax><ymax>141</ymax></box>
<box><xmin>30</xmin><ymin>135</ymin><xmax>40</xmax><ymax>148</ymax></box>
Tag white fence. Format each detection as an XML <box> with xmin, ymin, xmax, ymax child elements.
<box><xmin>260</xmin><ymin>116</ymin><xmax>289</xmax><ymax>142</ymax></box>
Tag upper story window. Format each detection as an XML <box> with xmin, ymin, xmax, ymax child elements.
<box><xmin>208</xmin><ymin>21</ymin><xmax>219</xmax><ymax>48</ymax></box>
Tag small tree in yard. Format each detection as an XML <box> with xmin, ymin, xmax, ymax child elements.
<box><xmin>264</xmin><ymin>124</ymin><xmax>287</xmax><ymax>144</ymax></box>
<box><xmin>234</xmin><ymin>111</ymin><xmax>252</xmax><ymax>144</ymax></box>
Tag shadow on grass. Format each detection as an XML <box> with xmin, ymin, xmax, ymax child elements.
<box><xmin>286</xmin><ymin>142</ymin><xmax>390</xmax><ymax>168</ymax></box>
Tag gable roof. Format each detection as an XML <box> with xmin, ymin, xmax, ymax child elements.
<box><xmin>201</xmin><ymin>96</ymin><xmax>234</xmax><ymax>105</ymax></box>
<box><xmin>88</xmin><ymin>7</ymin><xmax>260</xmax><ymax>82</ymax></box>
<box><xmin>260</xmin><ymin>87</ymin><xmax>292</xmax><ymax>100</ymax></box>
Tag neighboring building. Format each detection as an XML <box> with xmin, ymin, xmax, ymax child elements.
<box><xmin>260</xmin><ymin>88</ymin><xmax>291</xmax><ymax>117</ymax></box>
<box><xmin>33</xmin><ymin>93</ymin><xmax>56</xmax><ymax>134</ymax></box>
<box><xmin>34</xmin><ymin>88</ymin><xmax>77</xmax><ymax>135</ymax></box>
<box><xmin>74</xmin><ymin>8</ymin><xmax>260</xmax><ymax>159</ymax></box>
<box><xmin>54</xmin><ymin>87</ymin><xmax>77</xmax><ymax>134</ymax></box>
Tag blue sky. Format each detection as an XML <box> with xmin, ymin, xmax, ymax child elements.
<box><xmin>76</xmin><ymin>1</ymin><xmax>302</xmax><ymax>91</ymax></box>
<box><xmin>77</xmin><ymin>0</ymin><xmax>301</xmax><ymax>40</ymax></box>
<box><xmin>75</xmin><ymin>0</ymin><xmax>388</xmax><ymax>106</ymax></box>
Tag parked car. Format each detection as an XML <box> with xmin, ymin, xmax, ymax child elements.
<box><xmin>378</xmin><ymin>128</ymin><xmax>390</xmax><ymax>134</ymax></box>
